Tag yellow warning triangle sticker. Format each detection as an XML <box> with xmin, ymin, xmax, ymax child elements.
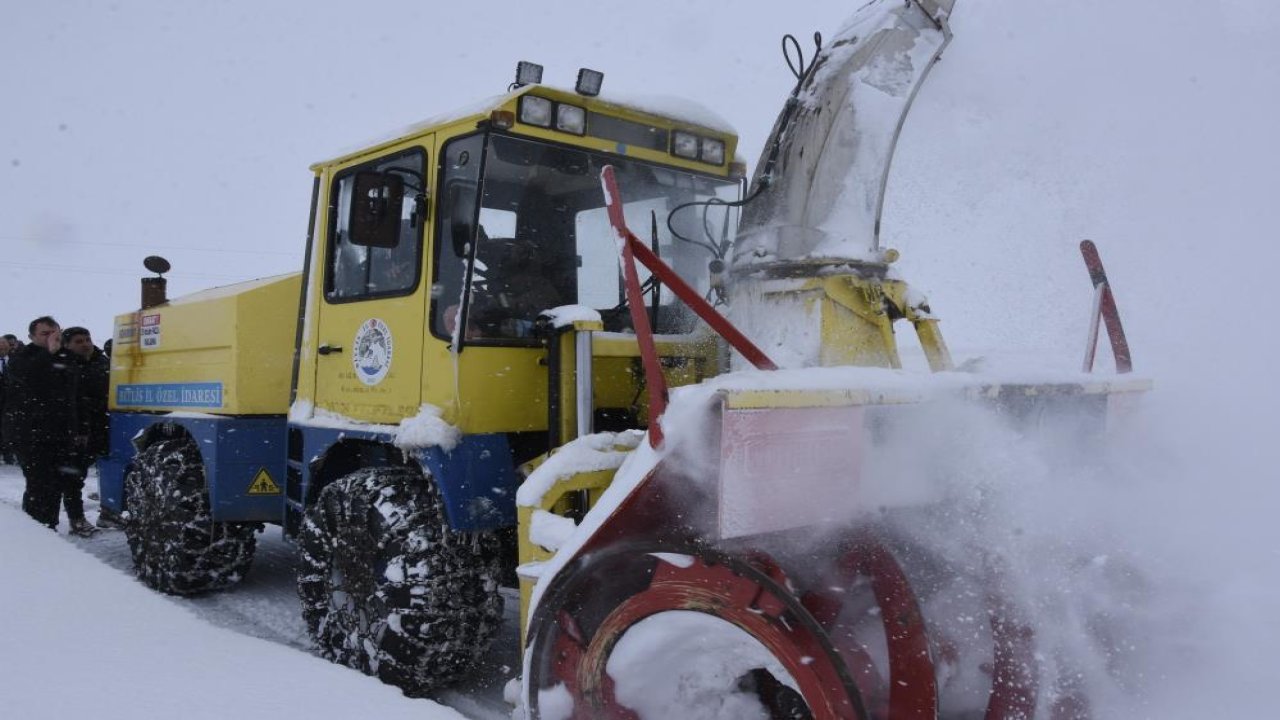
<box><xmin>247</xmin><ymin>468</ymin><xmax>281</xmax><ymax>495</ymax></box>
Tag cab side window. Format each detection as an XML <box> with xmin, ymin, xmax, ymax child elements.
<box><xmin>326</xmin><ymin>149</ymin><xmax>427</xmax><ymax>301</ymax></box>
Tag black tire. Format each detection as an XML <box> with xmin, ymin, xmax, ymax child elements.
<box><xmin>297</xmin><ymin>465</ymin><xmax>504</xmax><ymax>696</ymax></box>
<box><xmin>123</xmin><ymin>436</ymin><xmax>258</xmax><ymax>595</ymax></box>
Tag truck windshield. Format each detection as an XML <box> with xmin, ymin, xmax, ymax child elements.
<box><xmin>432</xmin><ymin>134</ymin><xmax>740</xmax><ymax>342</ymax></box>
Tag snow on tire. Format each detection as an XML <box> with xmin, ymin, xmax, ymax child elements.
<box><xmin>123</xmin><ymin>436</ymin><xmax>258</xmax><ymax>595</ymax></box>
<box><xmin>297</xmin><ymin>465</ymin><xmax>504</xmax><ymax>696</ymax></box>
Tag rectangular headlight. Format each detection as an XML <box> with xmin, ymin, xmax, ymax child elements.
<box><xmin>556</xmin><ymin>104</ymin><xmax>586</xmax><ymax>134</ymax></box>
<box><xmin>672</xmin><ymin>131</ymin><xmax>699</xmax><ymax>159</ymax></box>
<box><xmin>700</xmin><ymin>138</ymin><xmax>726</xmax><ymax>165</ymax></box>
<box><xmin>519</xmin><ymin>96</ymin><xmax>553</xmax><ymax>127</ymax></box>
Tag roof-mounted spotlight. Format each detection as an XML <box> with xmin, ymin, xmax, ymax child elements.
<box><xmin>575</xmin><ymin>68</ymin><xmax>604</xmax><ymax>97</ymax></box>
<box><xmin>514</xmin><ymin>61</ymin><xmax>544</xmax><ymax>88</ymax></box>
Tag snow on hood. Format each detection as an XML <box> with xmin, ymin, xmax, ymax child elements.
<box><xmin>540</xmin><ymin>304</ymin><xmax>602</xmax><ymax>329</ymax></box>
<box><xmin>516</xmin><ymin>430</ymin><xmax>644</xmax><ymax>508</ymax></box>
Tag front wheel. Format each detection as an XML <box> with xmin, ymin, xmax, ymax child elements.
<box><xmin>297</xmin><ymin>465</ymin><xmax>504</xmax><ymax>696</ymax></box>
<box><xmin>123</xmin><ymin>436</ymin><xmax>258</xmax><ymax>595</ymax></box>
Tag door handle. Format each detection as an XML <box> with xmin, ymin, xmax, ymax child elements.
<box><xmin>317</xmin><ymin>344</ymin><xmax>343</xmax><ymax>356</ymax></box>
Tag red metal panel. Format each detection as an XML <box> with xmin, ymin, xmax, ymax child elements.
<box><xmin>718</xmin><ymin>404</ymin><xmax>865</xmax><ymax>539</ymax></box>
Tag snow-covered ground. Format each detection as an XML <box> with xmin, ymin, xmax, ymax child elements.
<box><xmin>0</xmin><ymin>466</ymin><xmax>516</xmax><ymax>720</ymax></box>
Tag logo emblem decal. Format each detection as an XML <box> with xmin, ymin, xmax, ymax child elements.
<box><xmin>353</xmin><ymin>318</ymin><xmax>393</xmax><ymax>386</ymax></box>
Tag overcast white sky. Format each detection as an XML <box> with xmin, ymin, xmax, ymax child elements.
<box><xmin>3</xmin><ymin>0</ymin><xmax>1277</xmax><ymax>361</ymax></box>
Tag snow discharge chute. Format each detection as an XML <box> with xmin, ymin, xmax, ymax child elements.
<box><xmin>735</xmin><ymin>0</ymin><xmax>955</xmax><ymax>270</ymax></box>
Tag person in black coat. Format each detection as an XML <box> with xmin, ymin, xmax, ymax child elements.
<box><xmin>62</xmin><ymin>327</ymin><xmax>110</xmax><ymax>534</ymax></box>
<box><xmin>62</xmin><ymin>329</ymin><xmax>109</xmax><ymax>457</ymax></box>
<box><xmin>1</xmin><ymin>316</ymin><xmax>90</xmax><ymax>533</ymax></box>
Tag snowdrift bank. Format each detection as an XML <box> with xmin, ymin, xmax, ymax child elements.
<box><xmin>0</xmin><ymin>502</ymin><xmax>463</xmax><ymax>720</ymax></box>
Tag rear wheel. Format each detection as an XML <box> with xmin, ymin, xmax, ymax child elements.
<box><xmin>297</xmin><ymin>465</ymin><xmax>504</xmax><ymax>696</ymax></box>
<box><xmin>123</xmin><ymin>436</ymin><xmax>258</xmax><ymax>595</ymax></box>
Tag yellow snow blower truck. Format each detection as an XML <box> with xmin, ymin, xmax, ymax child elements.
<box><xmin>103</xmin><ymin>0</ymin><xmax>1147</xmax><ymax>716</ymax></box>
<box><xmin>103</xmin><ymin>53</ymin><xmax>742</xmax><ymax>693</ymax></box>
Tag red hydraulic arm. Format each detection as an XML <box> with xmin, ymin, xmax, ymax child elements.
<box><xmin>600</xmin><ymin>166</ymin><xmax>778</xmax><ymax>445</ymax></box>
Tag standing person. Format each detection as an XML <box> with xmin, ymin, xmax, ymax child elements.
<box><xmin>62</xmin><ymin>327</ymin><xmax>109</xmax><ymax>534</ymax></box>
<box><xmin>0</xmin><ymin>335</ymin><xmax>12</xmax><ymax>464</ymax></box>
<box><xmin>1</xmin><ymin>316</ymin><xmax>89</xmax><ymax>534</ymax></box>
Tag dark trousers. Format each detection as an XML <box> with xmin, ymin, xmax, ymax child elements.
<box><xmin>65</xmin><ymin>454</ymin><xmax>98</xmax><ymax>520</ymax></box>
<box><xmin>0</xmin><ymin>433</ymin><xmax>14</xmax><ymax>464</ymax></box>
<box><xmin>18</xmin><ymin>444</ymin><xmax>83</xmax><ymax>528</ymax></box>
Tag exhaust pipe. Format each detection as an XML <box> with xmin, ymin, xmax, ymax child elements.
<box><xmin>141</xmin><ymin>255</ymin><xmax>171</xmax><ymax>310</ymax></box>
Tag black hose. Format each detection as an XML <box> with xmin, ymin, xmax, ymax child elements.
<box><xmin>664</xmin><ymin>31</ymin><xmax>824</xmax><ymax>259</ymax></box>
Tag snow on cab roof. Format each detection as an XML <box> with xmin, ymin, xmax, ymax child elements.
<box><xmin>593</xmin><ymin>88</ymin><xmax>735</xmax><ymax>135</ymax></box>
<box><xmin>311</xmin><ymin>84</ymin><xmax>736</xmax><ymax>169</ymax></box>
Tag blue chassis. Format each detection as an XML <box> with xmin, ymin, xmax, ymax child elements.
<box><xmin>98</xmin><ymin>411</ymin><xmax>521</xmax><ymax>532</ymax></box>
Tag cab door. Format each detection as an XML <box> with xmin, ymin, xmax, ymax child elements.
<box><xmin>312</xmin><ymin>140</ymin><xmax>433</xmax><ymax>423</ymax></box>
